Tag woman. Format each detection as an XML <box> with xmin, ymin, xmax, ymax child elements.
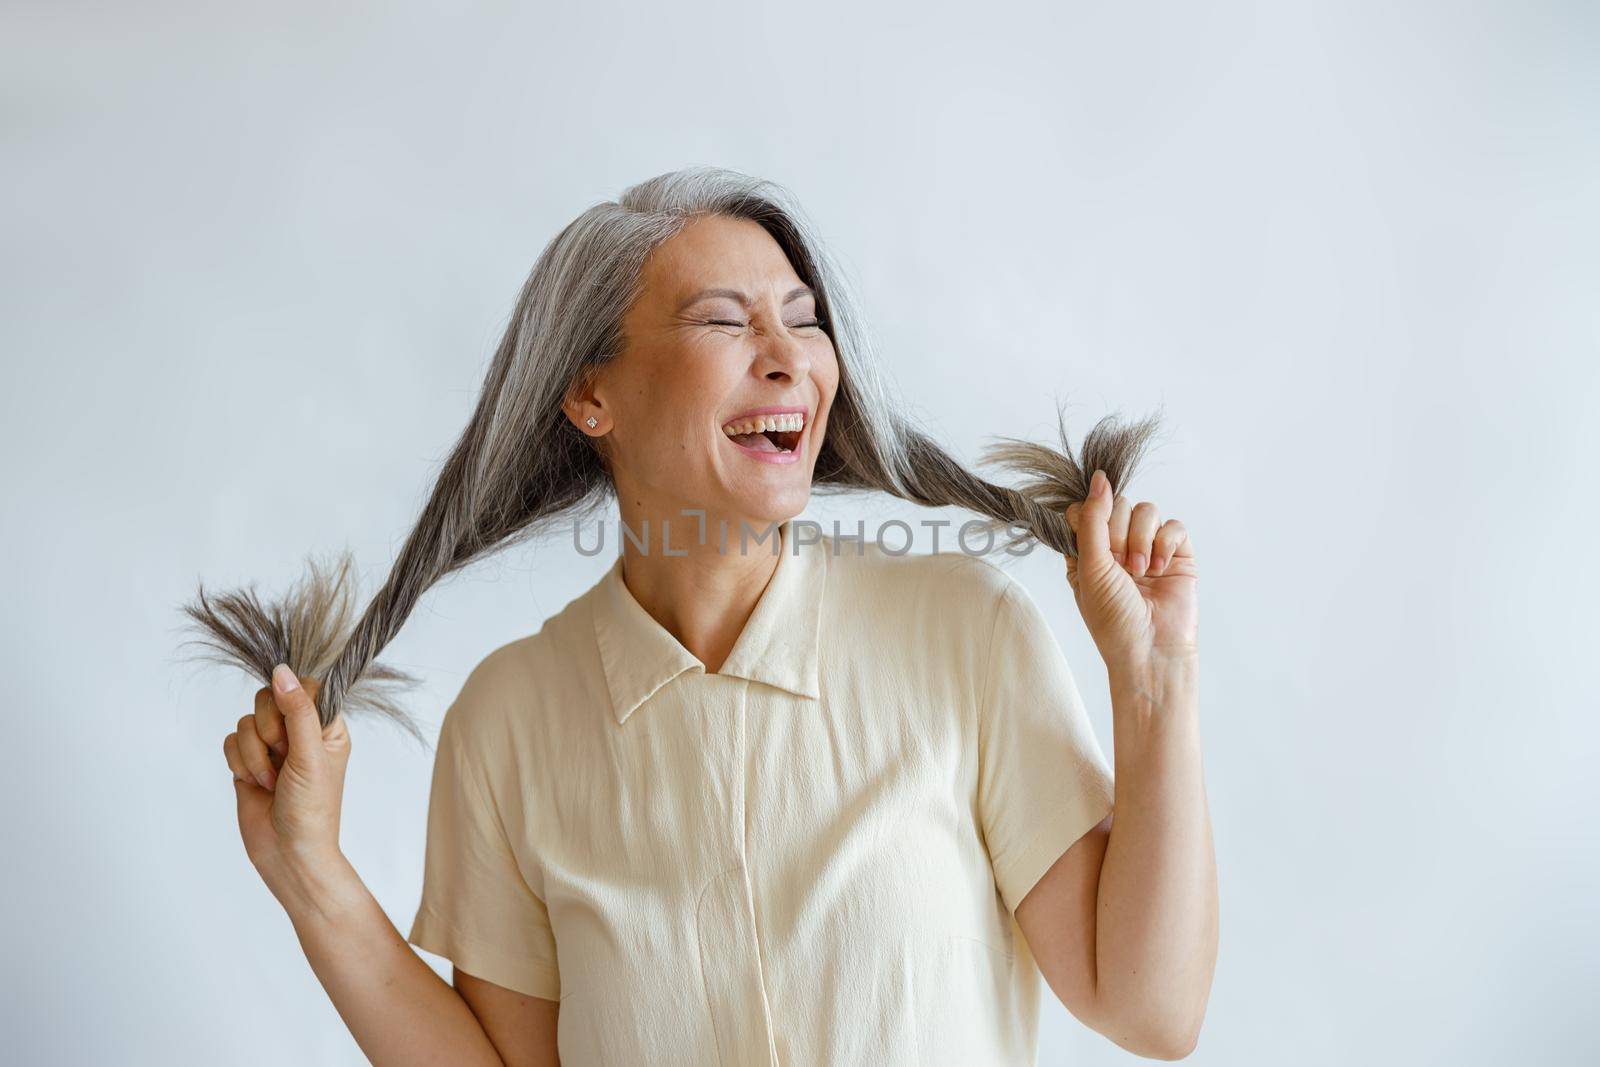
<box><xmin>199</xmin><ymin>167</ymin><xmax>1216</xmax><ymax>1064</ymax></box>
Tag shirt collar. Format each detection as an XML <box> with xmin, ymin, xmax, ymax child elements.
<box><xmin>591</xmin><ymin>519</ymin><xmax>828</xmax><ymax>725</ymax></box>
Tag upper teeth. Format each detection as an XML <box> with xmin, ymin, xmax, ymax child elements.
<box><xmin>723</xmin><ymin>412</ymin><xmax>804</xmax><ymax>436</ymax></box>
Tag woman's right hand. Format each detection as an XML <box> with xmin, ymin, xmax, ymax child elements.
<box><xmin>222</xmin><ymin>664</ymin><xmax>352</xmax><ymax>904</ymax></box>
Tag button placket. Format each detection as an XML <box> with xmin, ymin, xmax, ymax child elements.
<box><xmin>695</xmin><ymin>680</ymin><xmax>780</xmax><ymax>1065</ymax></box>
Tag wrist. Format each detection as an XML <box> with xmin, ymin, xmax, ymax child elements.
<box><xmin>262</xmin><ymin>848</ymin><xmax>366</xmax><ymax>929</ymax></box>
<box><xmin>1107</xmin><ymin>651</ymin><xmax>1199</xmax><ymax>712</ymax></box>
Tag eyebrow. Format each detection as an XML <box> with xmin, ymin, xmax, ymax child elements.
<box><xmin>676</xmin><ymin>285</ymin><xmax>817</xmax><ymax>312</ymax></box>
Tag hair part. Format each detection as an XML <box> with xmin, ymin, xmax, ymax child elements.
<box><xmin>178</xmin><ymin>166</ymin><xmax>1162</xmax><ymax>737</ymax></box>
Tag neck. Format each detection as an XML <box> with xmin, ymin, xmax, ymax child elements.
<box><xmin>613</xmin><ymin>502</ymin><xmax>788</xmax><ymax>675</ymax></box>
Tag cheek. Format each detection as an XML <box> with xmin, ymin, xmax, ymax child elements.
<box><xmin>675</xmin><ymin>343</ymin><xmax>746</xmax><ymax>400</ymax></box>
<box><xmin>815</xmin><ymin>342</ymin><xmax>842</xmax><ymax>396</ymax></box>
<box><xmin>635</xmin><ymin>368</ymin><xmax>724</xmax><ymax>440</ymax></box>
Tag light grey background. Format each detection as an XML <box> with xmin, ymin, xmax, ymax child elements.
<box><xmin>3</xmin><ymin>2</ymin><xmax>1595</xmax><ymax>1064</ymax></box>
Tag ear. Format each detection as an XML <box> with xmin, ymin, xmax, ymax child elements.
<box><xmin>562</xmin><ymin>364</ymin><xmax>609</xmax><ymax>435</ymax></box>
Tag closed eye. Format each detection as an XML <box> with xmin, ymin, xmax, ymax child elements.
<box><xmin>705</xmin><ymin>320</ymin><xmax>824</xmax><ymax>329</ymax></box>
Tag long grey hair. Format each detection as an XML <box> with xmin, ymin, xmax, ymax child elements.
<box><xmin>179</xmin><ymin>166</ymin><xmax>1161</xmax><ymax>740</ymax></box>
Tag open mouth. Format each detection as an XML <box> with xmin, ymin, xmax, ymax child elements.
<box><xmin>721</xmin><ymin>409</ymin><xmax>806</xmax><ymax>457</ymax></box>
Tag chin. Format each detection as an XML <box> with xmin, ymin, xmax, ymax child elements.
<box><xmin>728</xmin><ymin>483</ymin><xmax>812</xmax><ymax>532</ymax></box>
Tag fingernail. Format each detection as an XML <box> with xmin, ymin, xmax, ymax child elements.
<box><xmin>1114</xmin><ymin>550</ymin><xmax>1125</xmax><ymax>565</ymax></box>
<box><xmin>270</xmin><ymin>740</ymin><xmax>287</xmax><ymax>759</ymax></box>
<box><xmin>1129</xmin><ymin>552</ymin><xmax>1147</xmax><ymax>576</ymax></box>
<box><xmin>1093</xmin><ymin>469</ymin><xmax>1109</xmax><ymax>498</ymax></box>
<box><xmin>256</xmin><ymin>768</ymin><xmax>275</xmax><ymax>790</ymax></box>
<box><xmin>272</xmin><ymin>664</ymin><xmax>300</xmax><ymax>693</ymax></box>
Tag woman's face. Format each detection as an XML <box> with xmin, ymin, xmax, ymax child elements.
<box><xmin>569</xmin><ymin>214</ymin><xmax>841</xmax><ymax>533</ymax></box>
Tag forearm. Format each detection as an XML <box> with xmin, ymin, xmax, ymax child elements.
<box><xmin>1093</xmin><ymin>654</ymin><xmax>1217</xmax><ymax>1056</ymax></box>
<box><xmin>270</xmin><ymin>854</ymin><xmax>506</xmax><ymax>1067</ymax></box>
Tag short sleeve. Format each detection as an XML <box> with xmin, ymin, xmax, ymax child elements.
<box><xmin>977</xmin><ymin>577</ymin><xmax>1117</xmax><ymax>915</ymax></box>
<box><xmin>406</xmin><ymin>701</ymin><xmax>562</xmax><ymax>1001</ymax></box>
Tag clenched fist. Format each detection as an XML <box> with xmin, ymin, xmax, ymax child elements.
<box><xmin>222</xmin><ymin>665</ymin><xmax>352</xmax><ymax>900</ymax></box>
<box><xmin>1063</xmin><ymin>468</ymin><xmax>1199</xmax><ymax>675</ymax></box>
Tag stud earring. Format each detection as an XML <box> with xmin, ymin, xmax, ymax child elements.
<box><xmin>585</xmin><ymin>416</ymin><xmax>598</xmax><ymax>429</ymax></box>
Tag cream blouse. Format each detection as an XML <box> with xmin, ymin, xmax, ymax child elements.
<box><xmin>407</xmin><ymin>519</ymin><xmax>1116</xmax><ymax>1065</ymax></box>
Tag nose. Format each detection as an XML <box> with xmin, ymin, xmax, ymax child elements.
<box><xmin>752</xmin><ymin>316</ymin><xmax>813</xmax><ymax>384</ymax></box>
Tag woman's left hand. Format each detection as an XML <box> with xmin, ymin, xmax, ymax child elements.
<box><xmin>1064</xmin><ymin>469</ymin><xmax>1199</xmax><ymax>676</ymax></box>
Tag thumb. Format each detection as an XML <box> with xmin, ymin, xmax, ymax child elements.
<box><xmin>1074</xmin><ymin>469</ymin><xmax>1116</xmax><ymax>569</ymax></box>
<box><xmin>271</xmin><ymin>664</ymin><xmax>324</xmax><ymax>771</ymax></box>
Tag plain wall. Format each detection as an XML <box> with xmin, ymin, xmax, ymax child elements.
<box><xmin>2</xmin><ymin>1</ymin><xmax>1595</xmax><ymax>1063</ymax></box>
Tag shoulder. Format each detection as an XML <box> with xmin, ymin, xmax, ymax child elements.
<box><xmin>821</xmin><ymin>531</ymin><xmax>1020</xmax><ymax>619</ymax></box>
<box><xmin>812</xmin><ymin>532</ymin><xmax>1032</xmax><ymax>707</ymax></box>
<box><xmin>437</xmin><ymin>584</ymin><xmax>599</xmax><ymax>758</ymax></box>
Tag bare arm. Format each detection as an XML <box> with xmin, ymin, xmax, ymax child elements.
<box><xmin>1017</xmin><ymin>657</ymin><xmax>1217</xmax><ymax>1060</ymax></box>
<box><xmin>1015</xmin><ymin>474</ymin><xmax>1218</xmax><ymax>1059</ymax></box>
<box><xmin>454</xmin><ymin>969</ymin><xmax>562</xmax><ymax>1065</ymax></box>
<box><xmin>223</xmin><ymin>667</ymin><xmax>559</xmax><ymax>1066</ymax></box>
<box><xmin>1093</xmin><ymin>658</ymin><xmax>1216</xmax><ymax>1053</ymax></box>
<box><xmin>276</xmin><ymin>854</ymin><xmax>550</xmax><ymax>1066</ymax></box>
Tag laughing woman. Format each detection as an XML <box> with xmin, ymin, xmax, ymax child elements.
<box><xmin>196</xmin><ymin>167</ymin><xmax>1217</xmax><ymax>1065</ymax></box>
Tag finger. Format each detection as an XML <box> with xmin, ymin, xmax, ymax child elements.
<box><xmin>1170</xmin><ymin>521</ymin><xmax>1196</xmax><ymax>559</ymax></box>
<box><xmin>321</xmin><ymin>707</ymin><xmax>350</xmax><ymax>749</ymax></box>
<box><xmin>222</xmin><ymin>732</ymin><xmax>253</xmax><ymax>784</ymax></box>
<box><xmin>1073</xmin><ymin>469</ymin><xmax>1116</xmax><ymax>570</ymax></box>
<box><xmin>236</xmin><ymin>713</ymin><xmax>276</xmax><ymax>790</ymax></box>
<box><xmin>254</xmin><ymin>687</ymin><xmax>288</xmax><ymax>760</ymax></box>
<box><xmin>1126</xmin><ymin>501</ymin><xmax>1162</xmax><ymax>577</ymax></box>
<box><xmin>234</xmin><ymin>775</ymin><xmax>270</xmax><ymax>842</ymax></box>
<box><xmin>1149</xmin><ymin>518</ymin><xmax>1187</xmax><ymax>575</ymax></box>
<box><xmin>271</xmin><ymin>664</ymin><xmax>324</xmax><ymax>772</ymax></box>
<box><xmin>1107</xmin><ymin>493</ymin><xmax>1133</xmax><ymax>566</ymax></box>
